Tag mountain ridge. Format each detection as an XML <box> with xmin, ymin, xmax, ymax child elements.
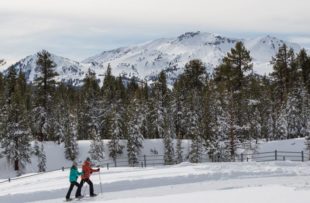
<box><xmin>2</xmin><ymin>31</ymin><xmax>302</xmax><ymax>86</ymax></box>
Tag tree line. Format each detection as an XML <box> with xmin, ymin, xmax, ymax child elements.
<box><xmin>1</xmin><ymin>42</ymin><xmax>310</xmax><ymax>174</ymax></box>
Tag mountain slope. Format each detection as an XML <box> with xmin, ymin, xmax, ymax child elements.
<box><xmin>83</xmin><ymin>32</ymin><xmax>301</xmax><ymax>82</ymax></box>
<box><xmin>9</xmin><ymin>53</ymin><xmax>90</xmax><ymax>86</ymax></box>
<box><xmin>4</xmin><ymin>32</ymin><xmax>302</xmax><ymax>86</ymax></box>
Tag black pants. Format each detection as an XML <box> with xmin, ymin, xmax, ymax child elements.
<box><xmin>66</xmin><ymin>181</ymin><xmax>81</xmax><ymax>199</ymax></box>
<box><xmin>80</xmin><ymin>178</ymin><xmax>94</xmax><ymax>195</ymax></box>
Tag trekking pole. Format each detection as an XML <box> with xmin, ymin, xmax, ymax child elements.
<box><xmin>98</xmin><ymin>168</ymin><xmax>103</xmax><ymax>194</ymax></box>
<box><xmin>83</xmin><ymin>185</ymin><xmax>88</xmax><ymax>196</ymax></box>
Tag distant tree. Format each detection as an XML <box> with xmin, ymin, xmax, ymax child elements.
<box><xmin>78</xmin><ymin>69</ymin><xmax>101</xmax><ymax>140</ymax></box>
<box><xmin>188</xmin><ymin>103</ymin><xmax>204</xmax><ymax>163</ymax></box>
<box><xmin>175</xmin><ymin>138</ymin><xmax>183</xmax><ymax>163</ymax></box>
<box><xmin>0</xmin><ymin>70</ymin><xmax>32</xmax><ymax>174</ymax></box>
<box><xmin>34</xmin><ymin>141</ymin><xmax>46</xmax><ymax>172</ymax></box>
<box><xmin>163</xmin><ymin>119</ymin><xmax>175</xmax><ymax>165</ymax></box>
<box><xmin>297</xmin><ymin>49</ymin><xmax>310</xmax><ymax>93</ymax></box>
<box><xmin>64</xmin><ymin>114</ymin><xmax>79</xmax><ymax>161</ymax></box>
<box><xmin>32</xmin><ymin>50</ymin><xmax>59</xmax><ymax>141</ymax></box>
<box><xmin>271</xmin><ymin>44</ymin><xmax>295</xmax><ymax>104</ymax></box>
<box><xmin>108</xmin><ymin>105</ymin><xmax>125</xmax><ymax>164</ymax></box>
<box><xmin>127</xmin><ymin>99</ymin><xmax>144</xmax><ymax>166</ymax></box>
<box><xmin>89</xmin><ymin>128</ymin><xmax>105</xmax><ymax>165</ymax></box>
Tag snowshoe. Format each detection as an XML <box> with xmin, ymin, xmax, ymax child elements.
<box><xmin>76</xmin><ymin>195</ymin><xmax>84</xmax><ymax>199</ymax></box>
<box><xmin>65</xmin><ymin>198</ymin><xmax>73</xmax><ymax>202</ymax></box>
<box><xmin>90</xmin><ymin>194</ymin><xmax>97</xmax><ymax>197</ymax></box>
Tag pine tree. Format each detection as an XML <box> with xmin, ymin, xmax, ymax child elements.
<box><xmin>34</xmin><ymin>141</ymin><xmax>46</xmax><ymax>172</ymax></box>
<box><xmin>163</xmin><ymin>118</ymin><xmax>175</xmax><ymax>165</ymax></box>
<box><xmin>286</xmin><ymin>87</ymin><xmax>305</xmax><ymax>138</ymax></box>
<box><xmin>78</xmin><ymin>69</ymin><xmax>101</xmax><ymax>140</ymax></box>
<box><xmin>32</xmin><ymin>50</ymin><xmax>59</xmax><ymax>141</ymax></box>
<box><xmin>188</xmin><ymin>104</ymin><xmax>204</xmax><ymax>163</ymax></box>
<box><xmin>221</xmin><ymin>41</ymin><xmax>253</xmax><ymax>91</ymax></box>
<box><xmin>175</xmin><ymin>138</ymin><xmax>183</xmax><ymax>163</ymax></box>
<box><xmin>1</xmin><ymin>70</ymin><xmax>32</xmax><ymax>174</ymax></box>
<box><xmin>127</xmin><ymin>99</ymin><xmax>144</xmax><ymax>166</ymax></box>
<box><xmin>275</xmin><ymin>107</ymin><xmax>288</xmax><ymax>140</ymax></box>
<box><xmin>271</xmin><ymin>44</ymin><xmax>295</xmax><ymax>104</ymax></box>
<box><xmin>64</xmin><ymin>114</ymin><xmax>79</xmax><ymax>161</ymax></box>
<box><xmin>108</xmin><ymin>105</ymin><xmax>125</xmax><ymax>164</ymax></box>
<box><xmin>297</xmin><ymin>49</ymin><xmax>310</xmax><ymax>93</ymax></box>
<box><xmin>89</xmin><ymin>128</ymin><xmax>105</xmax><ymax>165</ymax></box>
<box><xmin>207</xmin><ymin>88</ymin><xmax>230</xmax><ymax>160</ymax></box>
<box><xmin>172</xmin><ymin>78</ymin><xmax>188</xmax><ymax>140</ymax></box>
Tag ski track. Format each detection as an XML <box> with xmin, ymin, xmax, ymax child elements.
<box><xmin>0</xmin><ymin>162</ymin><xmax>310</xmax><ymax>203</ymax></box>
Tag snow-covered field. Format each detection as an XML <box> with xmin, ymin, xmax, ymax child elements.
<box><xmin>1</xmin><ymin>161</ymin><xmax>310</xmax><ymax>203</ymax></box>
<box><xmin>0</xmin><ymin>138</ymin><xmax>309</xmax><ymax>203</ymax></box>
<box><xmin>0</xmin><ymin>139</ymin><xmax>193</xmax><ymax>180</ymax></box>
<box><xmin>1</xmin><ymin>138</ymin><xmax>308</xmax><ymax>180</ymax></box>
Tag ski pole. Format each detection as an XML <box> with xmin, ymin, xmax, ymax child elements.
<box><xmin>98</xmin><ymin>168</ymin><xmax>103</xmax><ymax>194</ymax></box>
<box><xmin>83</xmin><ymin>185</ymin><xmax>88</xmax><ymax>196</ymax></box>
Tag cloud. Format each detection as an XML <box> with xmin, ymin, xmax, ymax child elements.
<box><xmin>0</xmin><ymin>0</ymin><xmax>309</xmax><ymax>63</ymax></box>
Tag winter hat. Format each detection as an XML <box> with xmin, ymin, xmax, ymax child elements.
<box><xmin>86</xmin><ymin>157</ymin><xmax>91</xmax><ymax>162</ymax></box>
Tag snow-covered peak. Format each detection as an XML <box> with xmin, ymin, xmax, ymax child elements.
<box><xmin>245</xmin><ymin>35</ymin><xmax>300</xmax><ymax>62</ymax></box>
<box><xmin>2</xmin><ymin>32</ymin><xmax>303</xmax><ymax>86</ymax></box>
<box><xmin>10</xmin><ymin>52</ymin><xmax>91</xmax><ymax>86</ymax></box>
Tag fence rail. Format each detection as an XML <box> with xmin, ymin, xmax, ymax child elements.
<box><xmin>0</xmin><ymin>150</ymin><xmax>308</xmax><ymax>184</ymax></box>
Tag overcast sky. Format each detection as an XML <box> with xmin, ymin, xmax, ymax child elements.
<box><xmin>0</xmin><ymin>0</ymin><xmax>309</xmax><ymax>64</ymax></box>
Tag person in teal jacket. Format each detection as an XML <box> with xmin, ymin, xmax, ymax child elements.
<box><xmin>65</xmin><ymin>161</ymin><xmax>83</xmax><ymax>201</ymax></box>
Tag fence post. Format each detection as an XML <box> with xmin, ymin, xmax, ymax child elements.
<box><xmin>275</xmin><ymin>150</ymin><xmax>277</xmax><ymax>161</ymax></box>
<box><xmin>144</xmin><ymin>155</ymin><xmax>147</xmax><ymax>168</ymax></box>
<box><xmin>107</xmin><ymin>163</ymin><xmax>109</xmax><ymax>170</ymax></box>
<box><xmin>283</xmin><ymin>156</ymin><xmax>285</xmax><ymax>161</ymax></box>
<box><xmin>114</xmin><ymin>159</ymin><xmax>117</xmax><ymax>167</ymax></box>
<box><xmin>302</xmin><ymin>151</ymin><xmax>304</xmax><ymax>162</ymax></box>
<box><xmin>241</xmin><ymin>153</ymin><xmax>244</xmax><ymax>162</ymax></box>
<box><xmin>247</xmin><ymin>157</ymin><xmax>249</xmax><ymax>162</ymax></box>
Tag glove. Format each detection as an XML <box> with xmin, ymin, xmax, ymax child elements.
<box><xmin>97</xmin><ymin>168</ymin><xmax>100</xmax><ymax>171</ymax></box>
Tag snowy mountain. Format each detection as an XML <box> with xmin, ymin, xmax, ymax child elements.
<box><xmin>8</xmin><ymin>54</ymin><xmax>91</xmax><ymax>86</ymax></box>
<box><xmin>4</xmin><ymin>32</ymin><xmax>301</xmax><ymax>86</ymax></box>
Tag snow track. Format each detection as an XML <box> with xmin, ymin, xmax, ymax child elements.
<box><xmin>1</xmin><ymin>161</ymin><xmax>310</xmax><ymax>203</ymax></box>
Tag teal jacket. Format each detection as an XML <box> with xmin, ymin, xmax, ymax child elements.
<box><xmin>69</xmin><ymin>166</ymin><xmax>83</xmax><ymax>182</ymax></box>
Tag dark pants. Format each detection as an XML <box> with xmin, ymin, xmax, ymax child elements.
<box><xmin>66</xmin><ymin>181</ymin><xmax>81</xmax><ymax>199</ymax></box>
<box><xmin>80</xmin><ymin>178</ymin><xmax>94</xmax><ymax>195</ymax></box>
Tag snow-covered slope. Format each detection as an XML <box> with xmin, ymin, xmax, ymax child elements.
<box><xmin>83</xmin><ymin>32</ymin><xmax>301</xmax><ymax>80</ymax></box>
<box><xmin>8</xmin><ymin>54</ymin><xmax>91</xmax><ymax>86</ymax></box>
<box><xmin>4</xmin><ymin>32</ymin><xmax>302</xmax><ymax>86</ymax></box>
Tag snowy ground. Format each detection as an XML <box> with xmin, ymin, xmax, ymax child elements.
<box><xmin>1</xmin><ymin>161</ymin><xmax>310</xmax><ymax>203</ymax></box>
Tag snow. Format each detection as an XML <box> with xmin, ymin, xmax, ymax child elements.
<box><xmin>1</xmin><ymin>138</ymin><xmax>308</xmax><ymax>180</ymax></box>
<box><xmin>0</xmin><ymin>139</ymin><xmax>192</xmax><ymax>180</ymax></box>
<box><xmin>1</xmin><ymin>32</ymin><xmax>302</xmax><ymax>86</ymax></box>
<box><xmin>257</xmin><ymin>138</ymin><xmax>306</xmax><ymax>153</ymax></box>
<box><xmin>0</xmin><ymin>138</ymin><xmax>309</xmax><ymax>202</ymax></box>
<box><xmin>1</xmin><ymin>161</ymin><xmax>310</xmax><ymax>203</ymax></box>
